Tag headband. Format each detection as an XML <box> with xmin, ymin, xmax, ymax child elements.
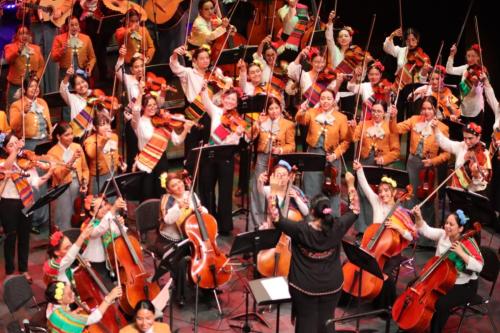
<box><xmin>464</xmin><ymin>122</ymin><xmax>482</xmax><ymax>136</ymax></box>
<box><xmin>49</xmin><ymin>231</ymin><xmax>64</xmax><ymax>247</ymax></box>
<box><xmin>160</xmin><ymin>172</ymin><xmax>168</xmax><ymax>189</ymax></box>
<box><xmin>277</xmin><ymin>160</ymin><xmax>292</xmax><ymax>172</ymax></box>
<box><xmin>381</xmin><ymin>176</ymin><xmax>397</xmax><ymax>188</ymax></box>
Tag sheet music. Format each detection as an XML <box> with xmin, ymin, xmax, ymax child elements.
<box><xmin>261</xmin><ymin>277</ymin><xmax>291</xmax><ymax>301</ymax></box>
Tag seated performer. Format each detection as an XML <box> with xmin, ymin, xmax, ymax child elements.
<box><xmin>187</xmin><ymin>0</ymin><xmax>230</xmax><ymax>48</ymax></box>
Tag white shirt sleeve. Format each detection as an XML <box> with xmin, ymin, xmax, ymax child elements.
<box><xmin>287</xmin><ymin>61</ymin><xmax>302</xmax><ymax>82</ymax></box>
<box><xmin>356</xmin><ymin>168</ymin><xmax>379</xmax><ymax>208</ymax></box>
<box><xmin>86</xmin><ymin>309</ymin><xmax>103</xmax><ymax>325</ymax></box>
<box><xmin>383</xmin><ymin>37</ymin><xmax>399</xmax><ymax>58</ymax></box>
<box><xmin>445</xmin><ymin>58</ymin><xmax>467</xmax><ymax>77</ymax></box>
<box><xmin>417</xmin><ymin>220</ymin><xmax>445</xmax><ymax>241</ymax></box>
<box><xmin>435</xmin><ymin>127</ymin><xmax>461</xmax><ymax>155</ymax></box>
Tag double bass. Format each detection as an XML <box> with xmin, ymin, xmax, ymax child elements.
<box><xmin>107</xmin><ymin>216</ymin><xmax>160</xmax><ymax>315</ymax></box>
<box><xmin>183</xmin><ymin>192</ymin><xmax>233</xmax><ymax>289</ymax></box>
<box><xmin>257</xmin><ymin>166</ymin><xmax>301</xmax><ymax>277</ymax></box>
<box><xmin>342</xmin><ymin>186</ymin><xmax>413</xmax><ymax>299</ymax></box>
<box><xmin>392</xmin><ymin>223</ymin><xmax>481</xmax><ymax>332</ymax></box>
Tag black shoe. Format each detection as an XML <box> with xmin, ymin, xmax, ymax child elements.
<box><xmin>30</xmin><ymin>226</ymin><xmax>41</xmax><ymax>235</ymax></box>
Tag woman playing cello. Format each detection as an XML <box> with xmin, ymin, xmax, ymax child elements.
<box><xmin>187</xmin><ymin>0</ymin><xmax>231</xmax><ymax>49</ymax></box>
<box><xmin>408</xmin><ymin>206</ymin><xmax>483</xmax><ymax>333</ymax></box>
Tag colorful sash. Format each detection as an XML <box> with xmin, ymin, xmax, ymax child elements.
<box><xmin>48</xmin><ymin>307</ymin><xmax>87</xmax><ymax>333</ymax></box>
<box><xmin>210</xmin><ymin>124</ymin><xmax>232</xmax><ymax>145</ymax></box>
<box><xmin>279</xmin><ymin>4</ymin><xmax>308</xmax><ymax>52</ymax></box>
<box><xmin>136</xmin><ymin>127</ymin><xmax>171</xmax><ymax>173</ymax></box>
<box><xmin>11</xmin><ymin>172</ymin><xmax>34</xmax><ymax>208</ymax></box>
<box><xmin>43</xmin><ymin>257</ymin><xmax>74</xmax><ymax>285</ymax></box>
<box><xmin>70</xmin><ymin>105</ymin><xmax>94</xmax><ymax>138</ymax></box>
<box><xmin>303</xmin><ymin>79</ymin><xmax>328</xmax><ymax>108</ymax></box>
<box><xmin>448</xmin><ymin>237</ymin><xmax>483</xmax><ymax>273</ymax></box>
<box><xmin>459</xmin><ymin>76</ymin><xmax>474</xmax><ymax>98</ymax></box>
<box><xmin>185</xmin><ymin>95</ymin><xmax>206</xmax><ymax>121</ymax></box>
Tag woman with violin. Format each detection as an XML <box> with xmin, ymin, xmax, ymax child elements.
<box><xmin>9</xmin><ymin>75</ymin><xmax>52</xmax><ymax>151</ymax></box>
<box><xmin>433</xmin><ymin>121</ymin><xmax>491</xmax><ymax>194</ymax></box>
<box><xmin>347</xmin><ymin>61</ymin><xmax>393</xmax><ymax>120</ymax></box>
<box><xmin>295</xmin><ymin>89</ymin><xmax>350</xmax><ymax>217</ymax></box>
<box><xmin>200</xmin><ymin>86</ymin><xmax>249</xmax><ymax>234</ymax></box>
<box><xmin>84</xmin><ymin>115</ymin><xmax>123</xmax><ymax>195</ymax></box>
<box><xmin>187</xmin><ymin>0</ymin><xmax>230</xmax><ymax>48</ymax></box>
<box><xmin>389</xmin><ymin>96</ymin><xmax>450</xmax><ymax>225</ymax></box>
<box><xmin>253</xmin><ymin>36</ymin><xmax>278</xmax><ymax>84</ymax></box>
<box><xmin>131</xmin><ymin>94</ymin><xmax>194</xmax><ymax>200</ymax></box>
<box><xmin>157</xmin><ymin>172</ymin><xmax>207</xmax><ymax>306</ymax></box>
<box><xmin>120</xmin><ymin>300</ymin><xmax>171</xmax><ymax>333</ymax></box>
<box><xmin>403</xmin><ymin>206</ymin><xmax>483</xmax><ymax>333</ymax></box>
<box><xmin>115</xmin><ymin>8</ymin><xmax>155</xmax><ymax>64</ymax></box>
<box><xmin>350</xmin><ymin>161</ymin><xmax>415</xmax><ymax>307</ymax></box>
<box><xmin>0</xmin><ymin>132</ymin><xmax>54</xmax><ymax>281</ymax></box>
<box><xmin>447</xmin><ymin>44</ymin><xmax>487</xmax><ymax>125</ymax></box>
<box><xmin>267</xmin><ymin>178</ymin><xmax>359</xmax><ymax>333</ymax></box>
<box><xmin>349</xmin><ymin>101</ymin><xmax>400</xmax><ymax>234</ymax></box>
<box><xmin>249</xmin><ymin>98</ymin><xmax>296</xmax><ymax>229</ymax></box>
<box><xmin>45</xmin><ymin>280</ymin><xmax>122</xmax><ymax>333</ymax></box>
<box><xmin>47</xmin><ymin>122</ymin><xmax>89</xmax><ymax>231</ymax></box>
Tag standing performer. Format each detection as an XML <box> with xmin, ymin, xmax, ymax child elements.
<box><xmin>0</xmin><ymin>133</ymin><xmax>53</xmax><ymax>281</ymax></box>
<box><xmin>253</xmin><ymin>36</ymin><xmax>278</xmax><ymax>85</ymax></box>
<box><xmin>249</xmin><ymin>97</ymin><xmax>295</xmax><ymax>229</ymax></box>
<box><xmin>3</xmin><ymin>26</ymin><xmax>44</xmax><ymax>107</ymax></box>
<box><xmin>349</xmin><ymin>100</ymin><xmax>400</xmax><ymax>234</ymax></box>
<box><xmin>446</xmin><ymin>44</ymin><xmax>486</xmax><ymax>125</ymax></box>
<box><xmin>389</xmin><ymin>96</ymin><xmax>450</xmax><ymax>225</ymax></box>
<box><xmin>52</xmin><ymin>16</ymin><xmax>96</xmax><ymax>82</ymax></box>
<box><xmin>48</xmin><ymin>122</ymin><xmax>89</xmax><ymax>231</ymax></box>
<box><xmin>267</xmin><ymin>178</ymin><xmax>359</xmax><ymax>333</ymax></box>
<box><xmin>115</xmin><ymin>9</ymin><xmax>155</xmax><ymax>64</ymax></box>
<box><xmin>295</xmin><ymin>89</ymin><xmax>350</xmax><ymax>217</ymax></box>
<box><xmin>412</xmin><ymin>206</ymin><xmax>483</xmax><ymax>333</ymax></box>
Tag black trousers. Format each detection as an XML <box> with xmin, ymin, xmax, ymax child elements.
<box><xmin>155</xmin><ymin>237</ymin><xmax>190</xmax><ymax>300</ymax></box>
<box><xmin>290</xmin><ymin>287</ymin><xmax>341</xmax><ymax>333</ymax></box>
<box><xmin>198</xmin><ymin>156</ymin><xmax>234</xmax><ymax>233</ymax></box>
<box><xmin>0</xmin><ymin>199</ymin><xmax>31</xmax><ymax>274</ymax></box>
<box><xmin>430</xmin><ymin>279</ymin><xmax>478</xmax><ymax>333</ymax></box>
<box><xmin>142</xmin><ymin>152</ymin><xmax>169</xmax><ymax>201</ymax></box>
<box><xmin>460</xmin><ymin>111</ymin><xmax>484</xmax><ymax>126</ymax></box>
<box><xmin>90</xmin><ymin>261</ymin><xmax>116</xmax><ymax>292</ymax></box>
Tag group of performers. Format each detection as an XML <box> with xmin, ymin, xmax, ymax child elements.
<box><xmin>0</xmin><ymin>0</ymin><xmax>498</xmax><ymax>332</ymax></box>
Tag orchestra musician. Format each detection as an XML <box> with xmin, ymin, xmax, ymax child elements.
<box><xmin>119</xmin><ymin>300</ymin><xmax>172</xmax><ymax>333</ymax></box>
<box><xmin>0</xmin><ymin>132</ymin><xmax>54</xmax><ymax>281</ymax></box>
<box><xmin>115</xmin><ymin>8</ymin><xmax>155</xmax><ymax>64</ymax></box>
<box><xmin>3</xmin><ymin>26</ymin><xmax>44</xmax><ymax>108</ymax></box>
<box><xmin>45</xmin><ymin>280</ymin><xmax>122</xmax><ymax>332</ymax></box>
<box><xmin>267</xmin><ymin>184</ymin><xmax>359</xmax><ymax>333</ymax></box>
<box><xmin>447</xmin><ymin>44</ymin><xmax>486</xmax><ymax>125</ymax></box>
<box><xmin>51</xmin><ymin>16</ymin><xmax>96</xmax><ymax>82</ymax></box>
<box><xmin>389</xmin><ymin>96</ymin><xmax>450</xmax><ymax>225</ymax></box>
<box><xmin>349</xmin><ymin>101</ymin><xmax>401</xmax><ymax>235</ymax></box>
<box><xmin>276</xmin><ymin>0</ymin><xmax>309</xmax><ymax>53</ymax></box>
<box><xmin>249</xmin><ymin>99</ymin><xmax>296</xmax><ymax>229</ymax></box>
<box><xmin>253</xmin><ymin>36</ymin><xmax>278</xmax><ymax>85</ymax></box>
<box><xmin>157</xmin><ymin>172</ymin><xmax>207</xmax><ymax>306</ymax></box>
<box><xmin>295</xmin><ymin>89</ymin><xmax>350</xmax><ymax>217</ymax></box>
<box><xmin>47</xmin><ymin>122</ymin><xmax>89</xmax><ymax>231</ymax></box>
<box><xmin>433</xmin><ymin>121</ymin><xmax>491</xmax><ymax>194</ymax></box>
<box><xmin>412</xmin><ymin>206</ymin><xmax>483</xmax><ymax>333</ymax></box>
<box><xmin>187</xmin><ymin>0</ymin><xmax>230</xmax><ymax>49</ymax></box>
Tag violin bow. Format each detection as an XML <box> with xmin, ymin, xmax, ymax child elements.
<box><xmin>189</xmin><ymin>141</ymin><xmax>204</xmax><ymax>198</ymax></box>
<box><xmin>455</xmin><ymin>0</ymin><xmax>475</xmax><ymax>48</ymax></box>
<box><xmin>398</xmin><ymin>0</ymin><xmax>403</xmax><ymax>42</ymax></box>
<box><xmin>241</xmin><ymin>11</ymin><xmax>258</xmax><ymax>62</ymax></box>
<box><xmin>334</xmin><ymin>0</ymin><xmax>338</xmax><ymax>13</ymax></box>
<box><xmin>270</xmin><ymin>0</ymin><xmax>279</xmax><ymax>38</ymax></box>
<box><xmin>183</xmin><ymin>0</ymin><xmax>194</xmax><ymax>47</ymax></box>
<box><xmin>474</xmin><ymin>16</ymin><xmax>485</xmax><ymax>72</ymax></box>
<box><xmin>307</xmin><ymin>0</ymin><xmax>323</xmax><ymax>49</ymax></box>
<box><xmin>353</xmin><ymin>14</ymin><xmax>376</xmax><ymax>161</ymax></box>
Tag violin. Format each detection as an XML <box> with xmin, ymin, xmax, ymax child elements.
<box><xmin>435</xmin><ymin>88</ymin><xmax>461</xmax><ymax>119</ymax></box>
<box><xmin>183</xmin><ymin>192</ymin><xmax>233</xmax><ymax>289</ymax></box>
<box><xmin>323</xmin><ymin>164</ymin><xmax>340</xmax><ymax>196</ymax></box>
<box><xmin>342</xmin><ymin>186</ymin><xmax>414</xmax><ymax>299</ymax></box>
<box><xmin>221</xmin><ymin>109</ymin><xmax>249</xmax><ymax>132</ymax></box>
<box><xmin>464</xmin><ymin>142</ymin><xmax>489</xmax><ymax>180</ymax></box>
<box><xmin>106</xmin><ymin>215</ymin><xmax>160</xmax><ymax>315</ymax></box>
<box><xmin>392</xmin><ymin>223</ymin><xmax>481</xmax><ymax>332</ymax></box>
<box><xmin>71</xmin><ymin>179</ymin><xmax>88</xmax><ymax>228</ymax></box>
<box><xmin>317</xmin><ymin>66</ymin><xmax>338</xmax><ymax>82</ymax></box>
<box><xmin>372</xmin><ymin>79</ymin><xmax>393</xmax><ymax>99</ymax></box>
<box><xmin>337</xmin><ymin>45</ymin><xmax>372</xmax><ymax>75</ymax></box>
<box><xmin>257</xmin><ymin>166</ymin><xmax>301</xmax><ymax>278</ymax></box>
<box><xmin>151</xmin><ymin>109</ymin><xmax>202</xmax><ymax>130</ymax></box>
<box><xmin>88</xmin><ymin>89</ymin><xmax>120</xmax><ymax>110</ymax></box>
<box><xmin>73</xmin><ymin>254</ymin><xmax>126</xmax><ymax>333</ymax></box>
<box><xmin>146</xmin><ymin>72</ymin><xmax>177</xmax><ymax>93</ymax></box>
<box><xmin>246</xmin><ymin>0</ymin><xmax>284</xmax><ymax>44</ymax></box>
<box><xmin>17</xmin><ymin>150</ymin><xmax>61</xmax><ymax>171</ymax></box>
<box><xmin>416</xmin><ymin>153</ymin><xmax>436</xmax><ymax>201</ymax></box>
<box><xmin>406</xmin><ymin>47</ymin><xmax>430</xmax><ymax>68</ymax></box>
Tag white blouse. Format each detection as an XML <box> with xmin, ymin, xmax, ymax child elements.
<box><xmin>59</xmin><ymin>81</ymin><xmax>89</xmax><ymax>121</ymax></box>
<box><xmin>0</xmin><ymin>164</ymin><xmax>41</xmax><ymax>199</ymax></box>
<box><xmin>347</xmin><ymin>81</ymin><xmax>374</xmax><ymax>102</ymax></box>
<box><xmin>287</xmin><ymin>62</ymin><xmax>338</xmax><ymax>96</ymax></box>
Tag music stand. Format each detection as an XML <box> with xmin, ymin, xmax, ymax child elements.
<box><xmin>309</xmin><ymin>30</ymin><xmax>327</xmax><ymax>47</ymax></box>
<box><xmin>43</xmin><ymin>91</ymin><xmax>68</xmax><ymax>108</ymax></box>
<box><xmin>248</xmin><ymin>276</ymin><xmax>292</xmax><ymax>333</ymax></box>
<box><xmin>338</xmin><ymin>241</ymin><xmax>385</xmax><ymax>333</ymax></box>
<box><xmin>238</xmin><ymin>94</ymin><xmax>268</xmax><ymax>115</ymax></box>
<box><xmin>216</xmin><ymin>46</ymin><xmax>258</xmax><ymax>76</ymax></box>
<box><xmin>99</xmin><ymin>171</ymin><xmax>146</xmax><ymax>201</ymax></box>
<box><xmin>362</xmin><ymin>166</ymin><xmax>409</xmax><ymax>188</ymax></box>
<box><xmin>228</xmin><ymin>229</ymin><xmax>281</xmax><ymax>331</ymax></box>
<box><xmin>278</xmin><ymin>153</ymin><xmax>326</xmax><ymax>172</ymax></box>
<box><xmin>441</xmin><ymin>119</ymin><xmax>464</xmax><ymax>141</ymax></box>
<box><xmin>184</xmin><ymin>144</ymin><xmax>239</xmax><ymax>180</ymax></box>
<box><xmin>446</xmin><ymin>186</ymin><xmax>498</xmax><ymax>235</ymax></box>
<box><xmin>34</xmin><ymin>140</ymin><xmax>55</xmax><ymax>155</ymax></box>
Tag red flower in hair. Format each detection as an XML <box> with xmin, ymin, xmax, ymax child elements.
<box><xmin>470</xmin><ymin>44</ymin><xmax>481</xmax><ymax>54</ymax></box>
<box><xmin>434</xmin><ymin>65</ymin><xmax>446</xmax><ymax>76</ymax></box>
<box><xmin>308</xmin><ymin>47</ymin><xmax>320</xmax><ymax>61</ymax></box>
<box><xmin>50</xmin><ymin>231</ymin><xmax>64</xmax><ymax>247</ymax></box>
<box><xmin>466</xmin><ymin>122</ymin><xmax>482</xmax><ymax>135</ymax></box>
<box><xmin>370</xmin><ymin>60</ymin><xmax>385</xmax><ymax>72</ymax></box>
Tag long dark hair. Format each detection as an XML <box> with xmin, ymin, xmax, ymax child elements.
<box><xmin>134</xmin><ymin>299</ymin><xmax>155</xmax><ymax>315</ymax></box>
<box><xmin>0</xmin><ymin>132</ymin><xmax>15</xmax><ymax>158</ymax></box>
<box><xmin>52</xmin><ymin>122</ymin><xmax>72</xmax><ymax>142</ymax></box>
<box><xmin>310</xmin><ymin>195</ymin><xmax>335</xmax><ymax>233</ymax></box>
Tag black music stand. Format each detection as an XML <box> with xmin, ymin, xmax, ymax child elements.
<box><xmin>278</xmin><ymin>153</ymin><xmax>326</xmax><ymax>172</ymax></box>
<box><xmin>442</xmin><ymin>118</ymin><xmax>465</xmax><ymax>141</ymax></box>
<box><xmin>99</xmin><ymin>171</ymin><xmax>146</xmax><ymax>201</ymax></box>
<box><xmin>309</xmin><ymin>30</ymin><xmax>327</xmax><ymax>47</ymax></box>
<box><xmin>248</xmin><ymin>276</ymin><xmax>292</xmax><ymax>333</ymax></box>
<box><xmin>34</xmin><ymin>140</ymin><xmax>55</xmax><ymax>155</ymax></box>
<box><xmin>217</xmin><ymin>46</ymin><xmax>258</xmax><ymax>76</ymax></box>
<box><xmin>43</xmin><ymin>91</ymin><xmax>68</xmax><ymax>108</ymax></box>
<box><xmin>337</xmin><ymin>240</ymin><xmax>385</xmax><ymax>333</ymax></box>
<box><xmin>238</xmin><ymin>94</ymin><xmax>268</xmax><ymax>114</ymax></box>
<box><xmin>184</xmin><ymin>144</ymin><xmax>240</xmax><ymax>182</ymax></box>
<box><xmin>228</xmin><ymin>229</ymin><xmax>281</xmax><ymax>331</ymax></box>
<box><xmin>362</xmin><ymin>166</ymin><xmax>410</xmax><ymax>188</ymax></box>
<box><xmin>446</xmin><ymin>186</ymin><xmax>498</xmax><ymax>235</ymax></box>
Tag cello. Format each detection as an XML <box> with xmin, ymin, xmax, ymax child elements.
<box><xmin>342</xmin><ymin>186</ymin><xmax>413</xmax><ymax>299</ymax></box>
<box><xmin>107</xmin><ymin>215</ymin><xmax>160</xmax><ymax>315</ymax></box>
<box><xmin>416</xmin><ymin>152</ymin><xmax>436</xmax><ymax>201</ymax></box>
<box><xmin>246</xmin><ymin>0</ymin><xmax>284</xmax><ymax>44</ymax></box>
<box><xmin>257</xmin><ymin>166</ymin><xmax>301</xmax><ymax>277</ymax></box>
<box><xmin>392</xmin><ymin>223</ymin><xmax>481</xmax><ymax>332</ymax></box>
<box><xmin>73</xmin><ymin>254</ymin><xmax>126</xmax><ymax>333</ymax></box>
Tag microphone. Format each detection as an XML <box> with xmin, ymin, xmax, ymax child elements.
<box><xmin>22</xmin><ymin>319</ymin><xmax>30</xmax><ymax>333</ymax></box>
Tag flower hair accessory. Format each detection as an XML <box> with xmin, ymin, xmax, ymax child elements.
<box><xmin>159</xmin><ymin>172</ymin><xmax>168</xmax><ymax>189</ymax></box>
<box><xmin>381</xmin><ymin>176</ymin><xmax>397</xmax><ymax>188</ymax></box>
<box><xmin>307</xmin><ymin>47</ymin><xmax>320</xmax><ymax>61</ymax></box>
<box><xmin>470</xmin><ymin>44</ymin><xmax>481</xmax><ymax>54</ymax></box>
<box><xmin>251</xmin><ymin>59</ymin><xmax>264</xmax><ymax>70</ymax></box>
<box><xmin>277</xmin><ymin>160</ymin><xmax>292</xmax><ymax>172</ymax></box>
<box><xmin>322</xmin><ymin>208</ymin><xmax>332</xmax><ymax>215</ymax></box>
<box><xmin>200</xmin><ymin>44</ymin><xmax>212</xmax><ymax>55</ymax></box>
<box><xmin>455</xmin><ymin>209</ymin><xmax>469</xmax><ymax>226</ymax></box>
<box><xmin>54</xmin><ymin>282</ymin><xmax>65</xmax><ymax>301</ymax></box>
<box><xmin>0</xmin><ymin>133</ymin><xmax>6</xmax><ymax>148</ymax></box>
<box><xmin>341</xmin><ymin>26</ymin><xmax>354</xmax><ymax>36</ymax></box>
<box><xmin>49</xmin><ymin>231</ymin><xmax>64</xmax><ymax>247</ymax></box>
<box><xmin>370</xmin><ymin>60</ymin><xmax>385</xmax><ymax>73</ymax></box>
<box><xmin>464</xmin><ymin>122</ymin><xmax>482</xmax><ymax>136</ymax></box>
<box><xmin>434</xmin><ymin>65</ymin><xmax>446</xmax><ymax>76</ymax></box>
